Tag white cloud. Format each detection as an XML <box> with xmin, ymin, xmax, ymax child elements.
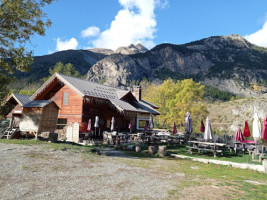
<box><xmin>56</xmin><ymin>38</ymin><xmax>78</xmax><ymax>51</ymax></box>
<box><xmin>244</xmin><ymin>20</ymin><xmax>267</xmax><ymax>47</ymax></box>
<box><xmin>88</xmin><ymin>0</ymin><xmax>165</xmax><ymax>50</ymax></box>
<box><xmin>81</xmin><ymin>26</ymin><xmax>100</xmax><ymax>38</ymax></box>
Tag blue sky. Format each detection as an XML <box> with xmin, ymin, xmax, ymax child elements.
<box><xmin>28</xmin><ymin>0</ymin><xmax>267</xmax><ymax>56</ymax></box>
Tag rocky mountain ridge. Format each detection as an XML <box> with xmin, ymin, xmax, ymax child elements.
<box><xmin>89</xmin><ymin>43</ymin><xmax>148</xmax><ymax>55</ymax></box>
<box><xmin>86</xmin><ymin>34</ymin><xmax>267</xmax><ymax>97</ymax></box>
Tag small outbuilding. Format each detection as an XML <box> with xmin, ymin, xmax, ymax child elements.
<box><xmin>19</xmin><ymin>100</ymin><xmax>59</xmax><ymax>135</ymax></box>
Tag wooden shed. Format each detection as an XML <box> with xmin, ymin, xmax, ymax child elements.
<box><xmin>19</xmin><ymin>100</ymin><xmax>59</xmax><ymax>135</ymax></box>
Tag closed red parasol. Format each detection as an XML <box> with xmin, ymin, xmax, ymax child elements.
<box><xmin>262</xmin><ymin>117</ymin><xmax>267</xmax><ymax>142</ymax></box>
<box><xmin>173</xmin><ymin>122</ymin><xmax>177</xmax><ymax>134</ymax></box>
<box><xmin>200</xmin><ymin>119</ymin><xmax>205</xmax><ymax>132</ymax></box>
<box><xmin>243</xmin><ymin>121</ymin><xmax>251</xmax><ymax>138</ymax></box>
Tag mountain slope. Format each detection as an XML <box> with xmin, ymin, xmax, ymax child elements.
<box><xmin>86</xmin><ymin>34</ymin><xmax>267</xmax><ymax>97</ymax></box>
<box><xmin>12</xmin><ymin>49</ymin><xmax>108</xmax><ymax>90</ymax></box>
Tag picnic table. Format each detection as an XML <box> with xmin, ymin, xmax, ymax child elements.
<box><xmin>252</xmin><ymin>145</ymin><xmax>267</xmax><ymax>162</ymax></box>
<box><xmin>168</xmin><ymin>135</ymin><xmax>184</xmax><ymax>145</ymax></box>
<box><xmin>233</xmin><ymin>140</ymin><xmax>256</xmax><ymax>154</ymax></box>
<box><xmin>188</xmin><ymin>141</ymin><xmax>227</xmax><ymax>157</ymax></box>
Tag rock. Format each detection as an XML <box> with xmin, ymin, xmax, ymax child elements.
<box><xmin>148</xmin><ymin>146</ymin><xmax>155</xmax><ymax>155</ymax></box>
<box><xmin>135</xmin><ymin>144</ymin><xmax>141</xmax><ymax>153</ymax></box>
<box><xmin>158</xmin><ymin>146</ymin><xmax>167</xmax><ymax>157</ymax></box>
<box><xmin>86</xmin><ymin>35</ymin><xmax>267</xmax><ymax>97</ymax></box>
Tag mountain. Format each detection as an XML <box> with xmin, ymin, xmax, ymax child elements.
<box><xmin>86</xmin><ymin>34</ymin><xmax>267</xmax><ymax>97</ymax></box>
<box><xmin>207</xmin><ymin>93</ymin><xmax>267</xmax><ymax>134</ymax></box>
<box><xmin>89</xmin><ymin>43</ymin><xmax>148</xmax><ymax>55</ymax></box>
<box><xmin>12</xmin><ymin>49</ymin><xmax>108</xmax><ymax>90</ymax></box>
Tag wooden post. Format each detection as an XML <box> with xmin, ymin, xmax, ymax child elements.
<box><xmin>148</xmin><ymin>146</ymin><xmax>155</xmax><ymax>155</ymax></box>
<box><xmin>158</xmin><ymin>146</ymin><xmax>167</xmax><ymax>157</ymax></box>
<box><xmin>135</xmin><ymin>144</ymin><xmax>141</xmax><ymax>153</ymax></box>
<box><xmin>263</xmin><ymin>160</ymin><xmax>267</xmax><ymax>174</ymax></box>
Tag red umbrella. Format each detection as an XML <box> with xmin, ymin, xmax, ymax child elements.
<box><xmin>128</xmin><ymin>121</ymin><xmax>132</xmax><ymax>130</ymax></box>
<box><xmin>144</xmin><ymin>123</ymin><xmax>148</xmax><ymax>131</ymax></box>
<box><xmin>200</xmin><ymin>119</ymin><xmax>205</xmax><ymax>132</ymax></box>
<box><xmin>87</xmin><ymin>119</ymin><xmax>91</xmax><ymax>132</ymax></box>
<box><xmin>262</xmin><ymin>117</ymin><xmax>267</xmax><ymax>142</ymax></box>
<box><xmin>235</xmin><ymin>126</ymin><xmax>244</xmax><ymax>142</ymax></box>
<box><xmin>173</xmin><ymin>122</ymin><xmax>177</xmax><ymax>134</ymax></box>
<box><xmin>243</xmin><ymin>121</ymin><xmax>251</xmax><ymax>138</ymax></box>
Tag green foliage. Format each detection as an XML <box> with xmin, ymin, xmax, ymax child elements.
<box><xmin>144</xmin><ymin>79</ymin><xmax>208</xmax><ymax>130</ymax></box>
<box><xmin>204</xmin><ymin>86</ymin><xmax>242</xmax><ymax>101</ymax></box>
<box><xmin>0</xmin><ymin>0</ymin><xmax>53</xmax><ymax>103</ymax></box>
<box><xmin>18</xmin><ymin>89</ymin><xmax>36</xmax><ymax>96</ymax></box>
<box><xmin>43</xmin><ymin>62</ymin><xmax>81</xmax><ymax>81</ymax></box>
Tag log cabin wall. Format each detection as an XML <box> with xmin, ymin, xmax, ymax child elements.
<box><xmin>53</xmin><ymin>85</ymin><xmax>83</xmax><ymax>127</ymax></box>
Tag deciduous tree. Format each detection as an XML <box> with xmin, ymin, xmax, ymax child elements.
<box><xmin>144</xmin><ymin>79</ymin><xmax>208</xmax><ymax>130</ymax></box>
<box><xmin>0</xmin><ymin>0</ymin><xmax>53</xmax><ymax>102</ymax></box>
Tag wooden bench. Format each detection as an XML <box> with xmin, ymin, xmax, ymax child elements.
<box><xmin>252</xmin><ymin>145</ymin><xmax>267</xmax><ymax>162</ymax></box>
<box><xmin>187</xmin><ymin>141</ymin><xmax>227</xmax><ymax>157</ymax></box>
<box><xmin>188</xmin><ymin>146</ymin><xmax>223</xmax><ymax>157</ymax></box>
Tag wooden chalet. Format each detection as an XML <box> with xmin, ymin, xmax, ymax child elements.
<box><xmin>3</xmin><ymin>93</ymin><xmax>31</xmax><ymax>128</ymax></box>
<box><xmin>30</xmin><ymin>73</ymin><xmax>160</xmax><ymax>134</ymax></box>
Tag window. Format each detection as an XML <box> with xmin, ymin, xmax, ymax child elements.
<box><xmin>63</xmin><ymin>92</ymin><xmax>69</xmax><ymax>105</ymax></box>
<box><xmin>57</xmin><ymin>118</ymin><xmax>67</xmax><ymax>129</ymax></box>
<box><xmin>138</xmin><ymin>120</ymin><xmax>148</xmax><ymax>129</ymax></box>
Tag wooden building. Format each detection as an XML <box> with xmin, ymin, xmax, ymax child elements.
<box><xmin>19</xmin><ymin>100</ymin><xmax>59</xmax><ymax>134</ymax></box>
<box><xmin>3</xmin><ymin>93</ymin><xmax>31</xmax><ymax>128</ymax></box>
<box><xmin>30</xmin><ymin>73</ymin><xmax>160</xmax><ymax>133</ymax></box>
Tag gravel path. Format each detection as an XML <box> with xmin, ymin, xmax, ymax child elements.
<box><xmin>0</xmin><ymin>143</ymin><xmax>181</xmax><ymax>200</ymax></box>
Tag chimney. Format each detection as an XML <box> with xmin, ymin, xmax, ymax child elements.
<box><xmin>133</xmin><ymin>85</ymin><xmax>142</xmax><ymax>101</ymax></box>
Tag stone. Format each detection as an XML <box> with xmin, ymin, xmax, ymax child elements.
<box><xmin>158</xmin><ymin>146</ymin><xmax>167</xmax><ymax>157</ymax></box>
<box><xmin>148</xmin><ymin>146</ymin><xmax>155</xmax><ymax>155</ymax></box>
<box><xmin>135</xmin><ymin>144</ymin><xmax>141</xmax><ymax>153</ymax></box>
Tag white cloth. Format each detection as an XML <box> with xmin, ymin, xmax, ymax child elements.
<box><xmin>110</xmin><ymin>117</ymin><xmax>115</xmax><ymax>131</ymax></box>
<box><xmin>94</xmin><ymin>116</ymin><xmax>99</xmax><ymax>128</ymax></box>
<box><xmin>252</xmin><ymin>113</ymin><xmax>261</xmax><ymax>141</ymax></box>
<box><xmin>204</xmin><ymin>117</ymin><xmax>212</xmax><ymax>140</ymax></box>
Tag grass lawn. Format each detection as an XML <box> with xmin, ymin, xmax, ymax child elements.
<box><xmin>0</xmin><ymin>139</ymin><xmax>100</xmax><ymax>153</ymax></box>
<box><xmin>167</xmin><ymin>144</ymin><xmax>262</xmax><ymax>165</ymax></box>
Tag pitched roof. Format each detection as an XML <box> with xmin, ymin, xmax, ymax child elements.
<box><xmin>5</xmin><ymin>93</ymin><xmax>31</xmax><ymax>106</ymax></box>
<box><xmin>23</xmin><ymin>100</ymin><xmax>57</xmax><ymax>108</ymax></box>
<box><xmin>13</xmin><ymin>93</ymin><xmax>31</xmax><ymax>105</ymax></box>
<box><xmin>31</xmin><ymin>73</ymin><xmax>159</xmax><ymax>115</ymax></box>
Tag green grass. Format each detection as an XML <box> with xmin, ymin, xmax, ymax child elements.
<box><xmin>117</xmin><ymin>151</ymin><xmax>267</xmax><ymax>199</ymax></box>
<box><xmin>0</xmin><ymin>139</ymin><xmax>99</xmax><ymax>154</ymax></box>
<box><xmin>0</xmin><ymin>139</ymin><xmax>45</xmax><ymax>145</ymax></box>
<box><xmin>167</xmin><ymin>144</ymin><xmax>262</xmax><ymax>165</ymax></box>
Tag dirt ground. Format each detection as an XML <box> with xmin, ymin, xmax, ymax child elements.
<box><xmin>0</xmin><ymin>143</ymin><xmax>239</xmax><ymax>200</ymax></box>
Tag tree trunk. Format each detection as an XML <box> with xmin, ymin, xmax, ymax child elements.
<box><xmin>158</xmin><ymin>146</ymin><xmax>167</xmax><ymax>157</ymax></box>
